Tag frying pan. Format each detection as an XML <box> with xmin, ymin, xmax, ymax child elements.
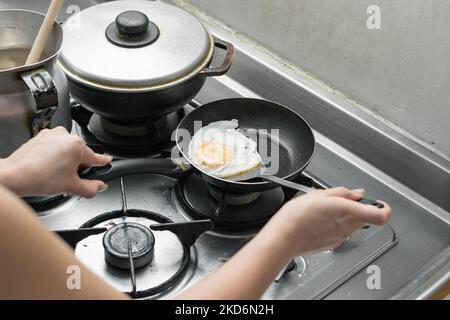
<box><xmin>176</xmin><ymin>98</ymin><xmax>315</xmax><ymax>193</ymax></box>
<box><xmin>80</xmin><ymin>98</ymin><xmax>314</xmax><ymax>191</ymax></box>
<box><xmin>79</xmin><ymin>98</ymin><xmax>313</xmax><ymax>187</ymax></box>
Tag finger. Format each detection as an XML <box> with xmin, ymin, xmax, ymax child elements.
<box><xmin>52</xmin><ymin>126</ymin><xmax>69</xmax><ymax>135</ymax></box>
<box><xmin>81</xmin><ymin>146</ymin><xmax>113</xmax><ymax>167</ymax></box>
<box><xmin>68</xmin><ymin>178</ymin><xmax>108</xmax><ymax>199</ymax></box>
<box><xmin>323</xmin><ymin>187</ymin><xmax>365</xmax><ymax>201</ymax></box>
<box><xmin>343</xmin><ymin>199</ymin><xmax>392</xmax><ymax>226</ymax></box>
<box><xmin>362</xmin><ymin>201</ymin><xmax>392</xmax><ymax>225</ymax></box>
<box><xmin>310</xmin><ymin>240</ymin><xmax>346</xmax><ymax>254</ymax></box>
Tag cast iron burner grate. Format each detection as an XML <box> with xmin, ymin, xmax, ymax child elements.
<box><xmin>173</xmin><ymin>173</ymin><xmax>318</xmax><ymax>234</ymax></box>
<box><xmin>174</xmin><ymin>174</ymin><xmax>285</xmax><ymax>233</ymax></box>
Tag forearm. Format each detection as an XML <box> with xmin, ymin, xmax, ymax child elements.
<box><xmin>177</xmin><ymin>227</ymin><xmax>292</xmax><ymax>300</ymax></box>
<box><xmin>0</xmin><ymin>185</ymin><xmax>128</xmax><ymax>300</ymax></box>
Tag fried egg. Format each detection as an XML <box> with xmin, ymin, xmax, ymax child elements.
<box><xmin>188</xmin><ymin>120</ymin><xmax>262</xmax><ymax>179</ymax></box>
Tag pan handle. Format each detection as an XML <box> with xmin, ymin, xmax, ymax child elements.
<box><xmin>79</xmin><ymin>158</ymin><xmax>192</xmax><ymax>182</ymax></box>
<box><xmin>260</xmin><ymin>175</ymin><xmax>384</xmax><ymax>209</ymax></box>
<box><xmin>199</xmin><ymin>37</ymin><xmax>235</xmax><ymax>77</ymax></box>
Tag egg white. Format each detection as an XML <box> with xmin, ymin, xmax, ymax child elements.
<box><xmin>188</xmin><ymin>120</ymin><xmax>262</xmax><ymax>179</ymax></box>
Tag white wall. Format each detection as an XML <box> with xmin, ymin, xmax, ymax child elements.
<box><xmin>182</xmin><ymin>0</ymin><xmax>450</xmax><ymax>158</ymax></box>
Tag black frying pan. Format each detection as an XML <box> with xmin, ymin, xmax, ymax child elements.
<box><xmin>175</xmin><ymin>98</ymin><xmax>315</xmax><ymax>193</ymax></box>
<box><xmin>80</xmin><ymin>98</ymin><xmax>313</xmax><ymax>190</ymax></box>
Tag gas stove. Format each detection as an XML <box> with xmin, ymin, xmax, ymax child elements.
<box><xmin>37</xmin><ymin>101</ymin><xmax>398</xmax><ymax>299</ymax></box>
<box><xmin>1</xmin><ymin>0</ymin><xmax>447</xmax><ymax>303</ymax></box>
<box><xmin>19</xmin><ymin>1</ymin><xmax>396</xmax><ymax>300</ymax></box>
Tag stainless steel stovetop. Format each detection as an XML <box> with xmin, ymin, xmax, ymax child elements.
<box><xmin>4</xmin><ymin>0</ymin><xmax>448</xmax><ymax>300</ymax></box>
<box><xmin>39</xmin><ymin>156</ymin><xmax>397</xmax><ymax>300</ymax></box>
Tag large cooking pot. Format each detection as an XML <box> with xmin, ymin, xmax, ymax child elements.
<box><xmin>58</xmin><ymin>0</ymin><xmax>235</xmax><ymax>122</ymax></box>
<box><xmin>0</xmin><ymin>9</ymin><xmax>71</xmax><ymax>158</ymax></box>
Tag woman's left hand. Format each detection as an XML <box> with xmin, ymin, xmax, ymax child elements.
<box><xmin>0</xmin><ymin>127</ymin><xmax>112</xmax><ymax>198</ymax></box>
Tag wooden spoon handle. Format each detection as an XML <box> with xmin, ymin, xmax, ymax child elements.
<box><xmin>26</xmin><ymin>0</ymin><xmax>64</xmax><ymax>65</ymax></box>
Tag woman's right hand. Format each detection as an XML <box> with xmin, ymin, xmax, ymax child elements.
<box><xmin>261</xmin><ymin>187</ymin><xmax>392</xmax><ymax>257</ymax></box>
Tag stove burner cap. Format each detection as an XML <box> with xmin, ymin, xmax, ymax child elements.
<box><xmin>103</xmin><ymin>222</ymin><xmax>155</xmax><ymax>270</ymax></box>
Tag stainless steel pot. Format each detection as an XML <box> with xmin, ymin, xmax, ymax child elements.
<box><xmin>0</xmin><ymin>9</ymin><xmax>71</xmax><ymax>157</ymax></box>
<box><xmin>58</xmin><ymin>0</ymin><xmax>234</xmax><ymax>122</ymax></box>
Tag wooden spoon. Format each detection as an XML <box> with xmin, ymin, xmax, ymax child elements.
<box><xmin>26</xmin><ymin>0</ymin><xmax>64</xmax><ymax>65</ymax></box>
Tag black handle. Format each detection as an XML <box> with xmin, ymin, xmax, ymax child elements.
<box><xmin>150</xmin><ymin>220</ymin><xmax>213</xmax><ymax>248</ymax></box>
<box><xmin>86</xmin><ymin>143</ymin><xmax>106</xmax><ymax>154</ymax></box>
<box><xmin>79</xmin><ymin>158</ymin><xmax>192</xmax><ymax>182</ymax></box>
<box><xmin>20</xmin><ymin>68</ymin><xmax>58</xmax><ymax>136</ymax></box>
<box><xmin>261</xmin><ymin>175</ymin><xmax>384</xmax><ymax>209</ymax></box>
<box><xmin>199</xmin><ymin>37</ymin><xmax>235</xmax><ymax>77</ymax></box>
<box><xmin>358</xmin><ymin>197</ymin><xmax>385</xmax><ymax>209</ymax></box>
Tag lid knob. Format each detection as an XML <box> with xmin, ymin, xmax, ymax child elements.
<box><xmin>116</xmin><ymin>11</ymin><xmax>149</xmax><ymax>36</ymax></box>
<box><xmin>106</xmin><ymin>10</ymin><xmax>160</xmax><ymax>48</ymax></box>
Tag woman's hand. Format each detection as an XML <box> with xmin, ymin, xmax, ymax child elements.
<box><xmin>0</xmin><ymin>127</ymin><xmax>112</xmax><ymax>198</ymax></box>
<box><xmin>261</xmin><ymin>187</ymin><xmax>392</xmax><ymax>257</ymax></box>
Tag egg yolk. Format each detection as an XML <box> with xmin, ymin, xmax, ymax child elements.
<box><xmin>195</xmin><ymin>141</ymin><xmax>234</xmax><ymax>169</ymax></box>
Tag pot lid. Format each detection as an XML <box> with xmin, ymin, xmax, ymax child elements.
<box><xmin>58</xmin><ymin>0</ymin><xmax>213</xmax><ymax>92</ymax></box>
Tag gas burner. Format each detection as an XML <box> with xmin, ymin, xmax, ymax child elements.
<box><xmin>103</xmin><ymin>222</ymin><xmax>155</xmax><ymax>270</ymax></box>
<box><xmin>71</xmin><ymin>99</ymin><xmax>193</xmax><ymax>158</ymax></box>
<box><xmin>74</xmin><ymin>207</ymin><xmax>212</xmax><ymax>299</ymax></box>
<box><xmin>78</xmin><ymin>209</ymin><xmax>191</xmax><ymax>299</ymax></box>
<box><xmin>173</xmin><ymin>174</ymin><xmax>285</xmax><ymax>233</ymax></box>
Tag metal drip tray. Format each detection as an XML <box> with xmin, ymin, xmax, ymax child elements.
<box><xmin>281</xmin><ymin>226</ymin><xmax>397</xmax><ymax>300</ymax></box>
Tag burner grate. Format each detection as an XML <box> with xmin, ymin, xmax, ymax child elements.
<box><xmin>174</xmin><ymin>174</ymin><xmax>285</xmax><ymax>233</ymax></box>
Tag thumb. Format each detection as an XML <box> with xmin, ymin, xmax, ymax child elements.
<box><xmin>69</xmin><ymin>178</ymin><xmax>108</xmax><ymax>199</ymax></box>
<box><xmin>81</xmin><ymin>146</ymin><xmax>113</xmax><ymax>168</ymax></box>
<box><xmin>324</xmin><ymin>187</ymin><xmax>365</xmax><ymax>201</ymax></box>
